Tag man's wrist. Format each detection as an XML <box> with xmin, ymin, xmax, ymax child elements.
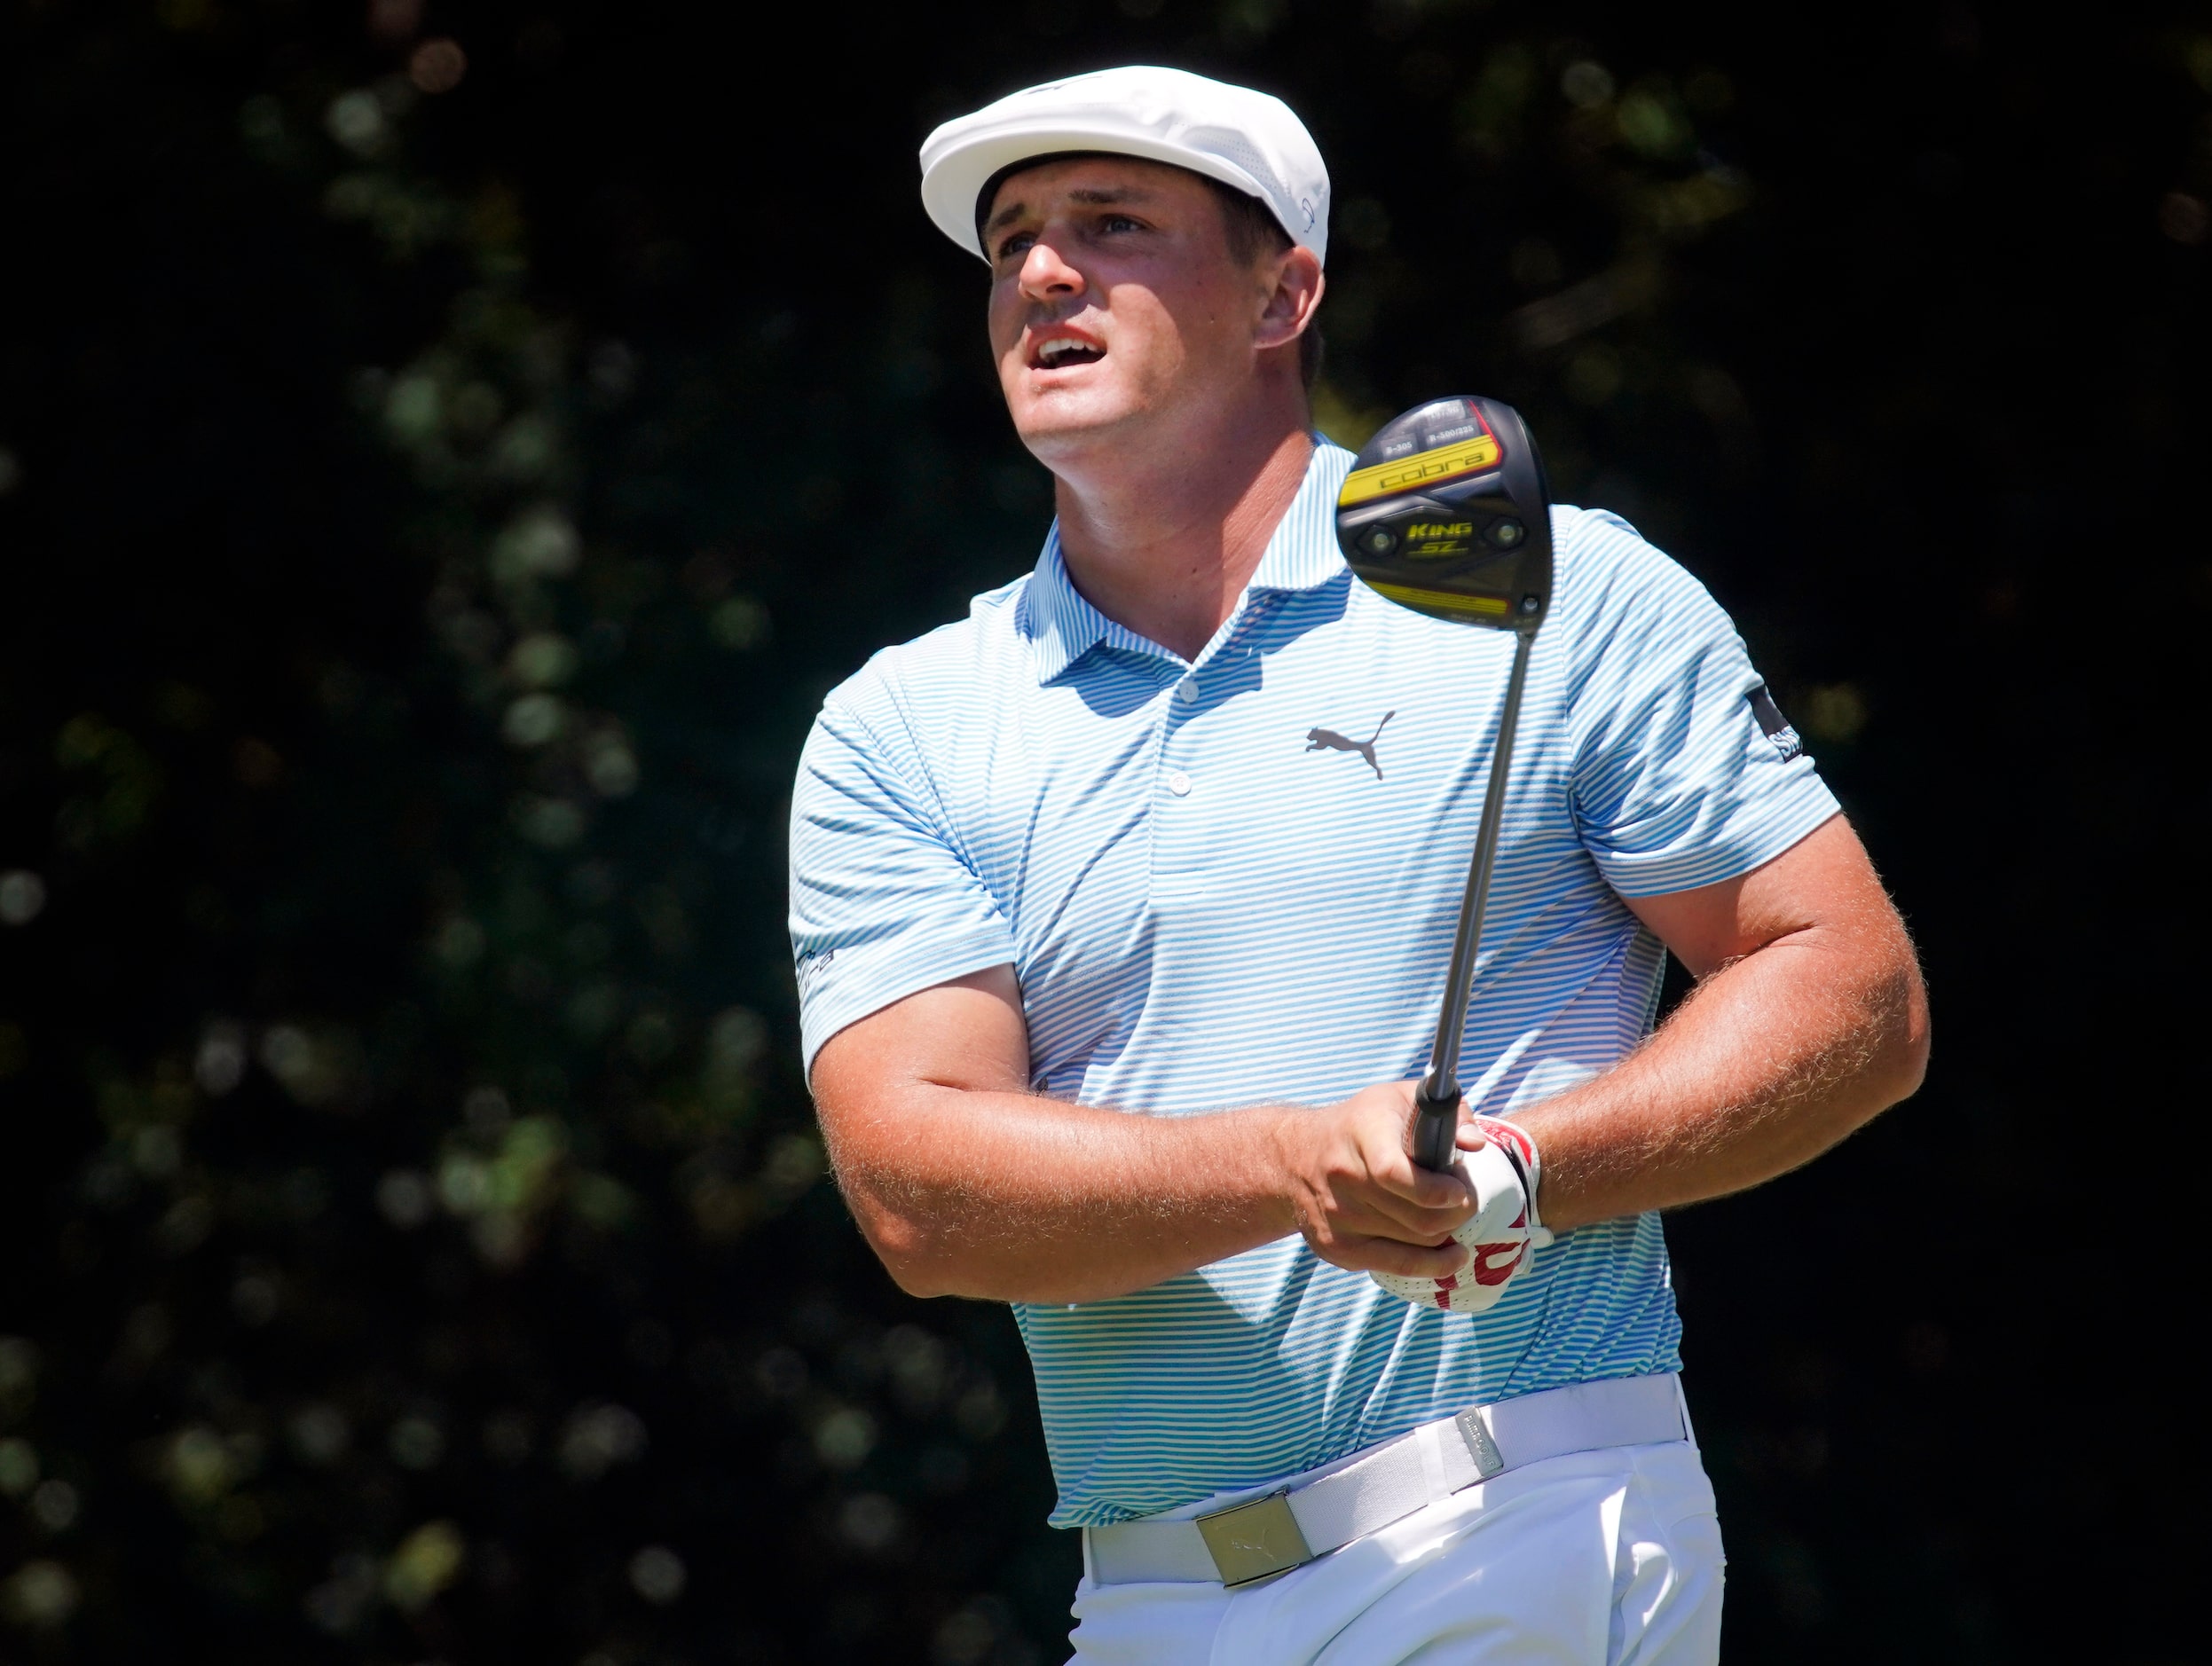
<box><xmin>1258</xmin><ymin>1103</ymin><xmax>1317</xmax><ymax>1238</ymax></box>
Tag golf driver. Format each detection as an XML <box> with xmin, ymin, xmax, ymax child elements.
<box><xmin>1334</xmin><ymin>395</ymin><xmax>1555</xmax><ymax>1175</ymax></box>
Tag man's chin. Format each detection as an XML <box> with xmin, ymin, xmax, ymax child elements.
<box><xmin>1011</xmin><ymin>393</ymin><xmax>1149</xmax><ymax>467</ymax></box>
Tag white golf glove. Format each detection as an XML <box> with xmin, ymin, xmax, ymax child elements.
<box><xmin>1371</xmin><ymin>1116</ymin><xmax>1552</xmax><ymax>1315</ymax></box>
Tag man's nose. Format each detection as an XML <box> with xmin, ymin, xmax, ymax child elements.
<box><xmin>1018</xmin><ymin>237</ymin><xmax>1085</xmax><ymax>302</ymax></box>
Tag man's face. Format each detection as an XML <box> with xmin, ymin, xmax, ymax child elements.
<box><xmin>981</xmin><ymin>156</ymin><xmax>1289</xmax><ymax>466</ymax></box>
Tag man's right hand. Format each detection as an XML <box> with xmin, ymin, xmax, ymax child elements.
<box><xmin>1273</xmin><ymin>1081</ymin><xmax>1482</xmax><ymax>1279</ymax></box>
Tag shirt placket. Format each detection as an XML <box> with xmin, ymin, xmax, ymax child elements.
<box><xmin>1149</xmin><ymin>598</ymin><xmax>1271</xmax><ymax>903</ymax></box>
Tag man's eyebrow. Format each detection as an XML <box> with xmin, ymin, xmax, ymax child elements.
<box><xmin>984</xmin><ymin>185</ymin><xmax>1158</xmax><ymax>239</ymax></box>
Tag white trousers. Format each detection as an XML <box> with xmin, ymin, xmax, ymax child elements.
<box><xmin>1068</xmin><ymin>1439</ymin><xmax>1724</xmax><ymax>1665</ymax></box>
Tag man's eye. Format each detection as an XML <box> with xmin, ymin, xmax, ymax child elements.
<box><xmin>1100</xmin><ymin>215</ymin><xmax>1141</xmax><ymax>233</ymax></box>
<box><xmin>995</xmin><ymin>232</ymin><xmax>1035</xmax><ymax>262</ymax></box>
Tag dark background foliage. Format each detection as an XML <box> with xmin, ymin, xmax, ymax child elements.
<box><xmin>3</xmin><ymin>0</ymin><xmax>2208</xmax><ymax>1660</ymax></box>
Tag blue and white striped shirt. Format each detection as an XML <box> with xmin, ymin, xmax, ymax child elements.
<box><xmin>789</xmin><ymin>441</ymin><xmax>1837</xmax><ymax>1527</ymax></box>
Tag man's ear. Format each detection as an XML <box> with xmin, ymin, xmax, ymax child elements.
<box><xmin>1254</xmin><ymin>245</ymin><xmax>1325</xmax><ymax>354</ymax></box>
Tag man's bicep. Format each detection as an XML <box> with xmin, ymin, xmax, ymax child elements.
<box><xmin>1620</xmin><ymin>813</ymin><xmax>1891</xmax><ymax>976</ymax></box>
<box><xmin>813</xmin><ymin>964</ymin><xmax>1032</xmax><ymax>1118</ymax></box>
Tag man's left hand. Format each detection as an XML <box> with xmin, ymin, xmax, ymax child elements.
<box><xmin>1370</xmin><ymin>1116</ymin><xmax>1545</xmax><ymax>1314</ymax></box>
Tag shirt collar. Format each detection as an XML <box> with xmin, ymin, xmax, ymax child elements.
<box><xmin>1020</xmin><ymin>438</ymin><xmax>1357</xmax><ymax>686</ymax></box>
<box><xmin>1248</xmin><ymin>437</ymin><xmax>1356</xmax><ymax>593</ymax></box>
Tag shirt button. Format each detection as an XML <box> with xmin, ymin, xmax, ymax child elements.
<box><xmin>1166</xmin><ymin>771</ymin><xmax>1193</xmax><ymax>797</ymax></box>
<box><xmin>1176</xmin><ymin>680</ymin><xmax>1198</xmax><ymax>703</ymax></box>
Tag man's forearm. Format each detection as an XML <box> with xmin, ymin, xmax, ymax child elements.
<box><xmin>813</xmin><ymin>968</ymin><xmax>1481</xmax><ymax>1306</ymax></box>
<box><xmin>827</xmin><ymin>1086</ymin><xmax>1303</xmax><ymax>1304</ymax></box>
<box><xmin>1521</xmin><ymin>921</ymin><xmax>1929</xmax><ymax>1231</ymax></box>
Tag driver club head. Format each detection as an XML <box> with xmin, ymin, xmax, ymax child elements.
<box><xmin>1334</xmin><ymin>396</ymin><xmax>1553</xmax><ymax>633</ymax></box>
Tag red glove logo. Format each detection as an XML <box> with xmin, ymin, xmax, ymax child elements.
<box><xmin>1468</xmin><ymin>1233</ymin><xmax>1528</xmax><ymax>1286</ymax></box>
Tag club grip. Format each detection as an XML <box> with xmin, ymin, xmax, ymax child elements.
<box><xmin>1410</xmin><ymin>1081</ymin><xmax>1460</xmax><ymax>1173</ymax></box>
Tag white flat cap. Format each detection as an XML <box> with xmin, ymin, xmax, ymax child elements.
<box><xmin>919</xmin><ymin>66</ymin><xmax>1331</xmax><ymax>265</ymax></box>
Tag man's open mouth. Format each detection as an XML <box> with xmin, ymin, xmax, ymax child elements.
<box><xmin>1033</xmin><ymin>334</ymin><xmax>1106</xmax><ymax>369</ymax></box>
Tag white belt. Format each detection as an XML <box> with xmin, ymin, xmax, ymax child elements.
<box><xmin>1083</xmin><ymin>1372</ymin><xmax>1687</xmax><ymax>1588</ymax></box>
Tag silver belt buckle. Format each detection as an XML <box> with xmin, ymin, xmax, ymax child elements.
<box><xmin>1193</xmin><ymin>1489</ymin><xmax>1314</xmax><ymax>1586</ymax></box>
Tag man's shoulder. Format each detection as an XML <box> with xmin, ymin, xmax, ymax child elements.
<box><xmin>817</xmin><ymin>570</ymin><xmax>1037</xmax><ymax>742</ymax></box>
<box><xmin>1553</xmin><ymin>504</ymin><xmax>1695</xmax><ymax>588</ymax></box>
<box><xmin>1548</xmin><ymin>503</ymin><xmax>1727</xmax><ymax>638</ymax></box>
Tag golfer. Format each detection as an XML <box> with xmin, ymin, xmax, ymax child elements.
<box><xmin>789</xmin><ymin>66</ymin><xmax>1927</xmax><ymax>1662</ymax></box>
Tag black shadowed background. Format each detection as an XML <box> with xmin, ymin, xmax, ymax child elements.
<box><xmin>3</xmin><ymin>1</ymin><xmax>2207</xmax><ymax>1660</ymax></box>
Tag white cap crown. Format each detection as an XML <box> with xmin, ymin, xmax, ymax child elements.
<box><xmin>919</xmin><ymin>66</ymin><xmax>1330</xmax><ymax>264</ymax></box>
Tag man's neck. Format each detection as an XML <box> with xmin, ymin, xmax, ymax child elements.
<box><xmin>1049</xmin><ymin>410</ymin><xmax>1315</xmax><ymax>664</ymax></box>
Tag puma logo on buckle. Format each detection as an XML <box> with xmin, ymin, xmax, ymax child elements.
<box><xmin>1305</xmin><ymin>711</ymin><xmax>1394</xmax><ymax>780</ymax></box>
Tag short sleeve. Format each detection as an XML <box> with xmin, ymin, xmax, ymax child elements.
<box><xmin>1562</xmin><ymin>509</ymin><xmax>1840</xmax><ymax>897</ymax></box>
<box><xmin>788</xmin><ymin>692</ymin><xmax>1017</xmax><ymax>1073</ymax></box>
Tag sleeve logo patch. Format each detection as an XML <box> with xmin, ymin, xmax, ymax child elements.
<box><xmin>1747</xmin><ymin>684</ymin><xmax>1804</xmax><ymax>761</ymax></box>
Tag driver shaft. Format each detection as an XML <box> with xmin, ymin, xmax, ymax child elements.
<box><xmin>1410</xmin><ymin>630</ymin><xmax>1536</xmax><ymax>1172</ymax></box>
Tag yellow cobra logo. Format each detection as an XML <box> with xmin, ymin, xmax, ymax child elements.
<box><xmin>1338</xmin><ymin>434</ymin><xmax>1502</xmax><ymax>507</ymax></box>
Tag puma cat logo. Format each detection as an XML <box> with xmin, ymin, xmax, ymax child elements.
<box><xmin>1305</xmin><ymin>711</ymin><xmax>1394</xmax><ymax>780</ymax></box>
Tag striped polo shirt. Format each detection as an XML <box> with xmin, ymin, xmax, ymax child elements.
<box><xmin>788</xmin><ymin>439</ymin><xmax>1838</xmax><ymax>1528</ymax></box>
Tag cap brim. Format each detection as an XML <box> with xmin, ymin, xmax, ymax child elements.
<box><xmin>920</xmin><ymin>124</ymin><xmax>1287</xmax><ymax>262</ymax></box>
